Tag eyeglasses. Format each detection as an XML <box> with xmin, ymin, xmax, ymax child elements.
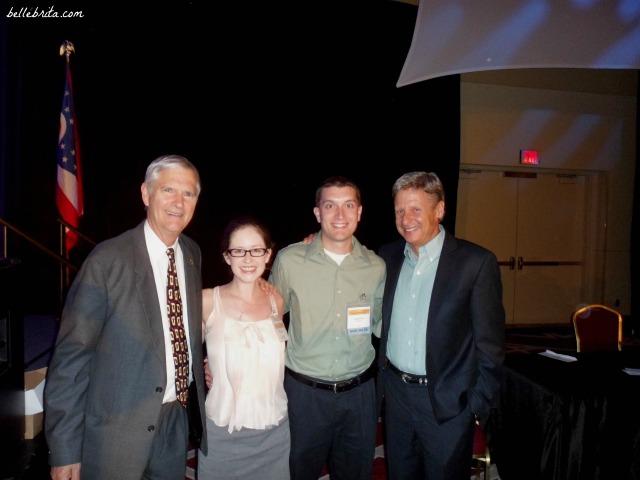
<box><xmin>226</xmin><ymin>248</ymin><xmax>269</xmax><ymax>257</ymax></box>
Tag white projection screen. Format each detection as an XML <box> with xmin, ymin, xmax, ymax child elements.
<box><xmin>397</xmin><ymin>0</ymin><xmax>640</xmax><ymax>87</ymax></box>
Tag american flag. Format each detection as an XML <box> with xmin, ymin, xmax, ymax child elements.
<box><xmin>56</xmin><ymin>58</ymin><xmax>84</xmax><ymax>253</ymax></box>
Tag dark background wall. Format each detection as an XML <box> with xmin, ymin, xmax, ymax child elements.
<box><xmin>1</xmin><ymin>1</ymin><xmax>461</xmax><ymax>314</ymax></box>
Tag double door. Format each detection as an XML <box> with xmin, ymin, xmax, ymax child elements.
<box><xmin>456</xmin><ymin>168</ymin><xmax>589</xmax><ymax>325</ymax></box>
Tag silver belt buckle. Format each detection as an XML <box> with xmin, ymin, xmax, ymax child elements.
<box><xmin>401</xmin><ymin>372</ymin><xmax>411</xmax><ymax>383</ymax></box>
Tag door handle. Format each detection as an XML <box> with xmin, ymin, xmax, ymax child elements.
<box><xmin>498</xmin><ymin>257</ymin><xmax>516</xmax><ymax>270</ymax></box>
<box><xmin>517</xmin><ymin>257</ymin><xmax>582</xmax><ymax>269</ymax></box>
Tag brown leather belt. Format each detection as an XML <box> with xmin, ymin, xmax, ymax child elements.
<box><xmin>286</xmin><ymin>365</ymin><xmax>376</xmax><ymax>393</ymax></box>
<box><xmin>386</xmin><ymin>359</ymin><xmax>428</xmax><ymax>385</ymax></box>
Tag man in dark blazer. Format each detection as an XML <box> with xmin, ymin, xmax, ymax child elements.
<box><xmin>377</xmin><ymin>171</ymin><xmax>505</xmax><ymax>480</ymax></box>
<box><xmin>45</xmin><ymin>154</ymin><xmax>207</xmax><ymax>480</ymax></box>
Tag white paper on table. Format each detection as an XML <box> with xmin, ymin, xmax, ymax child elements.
<box><xmin>538</xmin><ymin>350</ymin><xmax>578</xmax><ymax>362</ymax></box>
<box><xmin>623</xmin><ymin>368</ymin><xmax>640</xmax><ymax>376</ymax></box>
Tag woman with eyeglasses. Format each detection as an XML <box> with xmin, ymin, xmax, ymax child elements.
<box><xmin>198</xmin><ymin>215</ymin><xmax>290</xmax><ymax>480</ymax></box>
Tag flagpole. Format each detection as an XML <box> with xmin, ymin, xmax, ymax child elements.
<box><xmin>57</xmin><ymin>39</ymin><xmax>77</xmax><ymax>305</ymax></box>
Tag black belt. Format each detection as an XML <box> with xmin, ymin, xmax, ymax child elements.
<box><xmin>286</xmin><ymin>365</ymin><xmax>376</xmax><ymax>393</ymax></box>
<box><xmin>386</xmin><ymin>359</ymin><xmax>428</xmax><ymax>385</ymax></box>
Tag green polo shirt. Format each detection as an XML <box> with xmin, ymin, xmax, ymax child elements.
<box><xmin>269</xmin><ymin>232</ymin><xmax>386</xmax><ymax>382</ymax></box>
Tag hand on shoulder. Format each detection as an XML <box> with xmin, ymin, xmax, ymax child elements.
<box><xmin>303</xmin><ymin>233</ymin><xmax>316</xmax><ymax>244</ymax></box>
<box><xmin>258</xmin><ymin>277</ymin><xmax>277</xmax><ymax>296</ymax></box>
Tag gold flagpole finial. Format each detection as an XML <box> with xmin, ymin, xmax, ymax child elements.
<box><xmin>59</xmin><ymin>40</ymin><xmax>75</xmax><ymax>62</ymax></box>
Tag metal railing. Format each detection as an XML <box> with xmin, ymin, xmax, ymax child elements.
<box><xmin>0</xmin><ymin>217</ymin><xmax>96</xmax><ymax>306</ymax></box>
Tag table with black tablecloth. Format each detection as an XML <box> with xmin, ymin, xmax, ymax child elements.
<box><xmin>489</xmin><ymin>348</ymin><xmax>640</xmax><ymax>480</ymax></box>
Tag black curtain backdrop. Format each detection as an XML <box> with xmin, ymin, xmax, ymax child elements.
<box><xmin>1</xmin><ymin>1</ymin><xmax>461</xmax><ymax>314</ymax></box>
<box><xmin>633</xmin><ymin>84</ymin><xmax>640</xmax><ymax>334</ymax></box>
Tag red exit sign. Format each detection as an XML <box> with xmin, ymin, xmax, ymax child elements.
<box><xmin>520</xmin><ymin>150</ymin><xmax>539</xmax><ymax>165</ymax></box>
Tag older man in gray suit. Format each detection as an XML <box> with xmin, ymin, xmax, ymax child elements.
<box><xmin>45</xmin><ymin>154</ymin><xmax>207</xmax><ymax>480</ymax></box>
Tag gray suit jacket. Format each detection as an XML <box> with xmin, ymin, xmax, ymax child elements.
<box><xmin>377</xmin><ymin>232</ymin><xmax>505</xmax><ymax>426</ymax></box>
<box><xmin>44</xmin><ymin>221</ymin><xmax>207</xmax><ymax>478</ymax></box>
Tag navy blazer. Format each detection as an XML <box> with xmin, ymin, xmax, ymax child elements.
<box><xmin>45</xmin><ymin>221</ymin><xmax>207</xmax><ymax>478</ymax></box>
<box><xmin>377</xmin><ymin>232</ymin><xmax>505</xmax><ymax>425</ymax></box>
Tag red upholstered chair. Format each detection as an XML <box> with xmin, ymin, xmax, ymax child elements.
<box><xmin>472</xmin><ymin>420</ymin><xmax>491</xmax><ymax>480</ymax></box>
<box><xmin>572</xmin><ymin>304</ymin><xmax>623</xmax><ymax>353</ymax></box>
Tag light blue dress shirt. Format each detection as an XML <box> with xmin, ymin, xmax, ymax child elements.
<box><xmin>386</xmin><ymin>225</ymin><xmax>445</xmax><ymax>375</ymax></box>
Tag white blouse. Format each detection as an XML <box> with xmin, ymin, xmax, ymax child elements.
<box><xmin>204</xmin><ymin>286</ymin><xmax>287</xmax><ymax>433</ymax></box>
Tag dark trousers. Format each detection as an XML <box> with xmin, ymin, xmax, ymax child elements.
<box><xmin>285</xmin><ymin>372</ymin><xmax>377</xmax><ymax>480</ymax></box>
<box><xmin>382</xmin><ymin>367</ymin><xmax>474</xmax><ymax>480</ymax></box>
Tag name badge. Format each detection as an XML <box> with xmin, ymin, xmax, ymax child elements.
<box><xmin>347</xmin><ymin>306</ymin><xmax>371</xmax><ymax>336</ymax></box>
